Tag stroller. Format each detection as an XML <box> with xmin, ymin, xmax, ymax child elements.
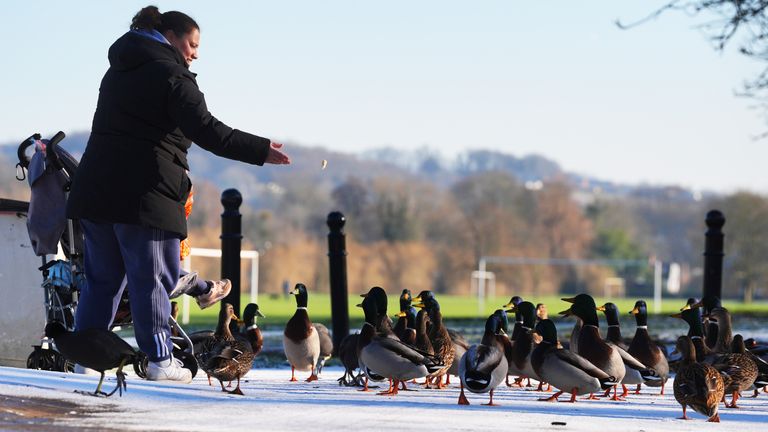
<box><xmin>15</xmin><ymin>131</ymin><xmax>198</xmax><ymax>378</ymax></box>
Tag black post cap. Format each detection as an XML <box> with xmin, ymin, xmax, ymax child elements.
<box><xmin>705</xmin><ymin>210</ymin><xmax>725</xmax><ymax>230</ymax></box>
<box><xmin>221</xmin><ymin>189</ymin><xmax>242</xmax><ymax>210</ymax></box>
<box><xmin>327</xmin><ymin>211</ymin><xmax>346</xmax><ymax>232</ymax></box>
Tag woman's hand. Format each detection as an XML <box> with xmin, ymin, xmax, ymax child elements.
<box><xmin>265</xmin><ymin>141</ymin><xmax>291</xmax><ymax>165</ymax></box>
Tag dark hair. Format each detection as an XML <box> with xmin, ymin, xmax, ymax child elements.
<box><xmin>130</xmin><ymin>5</ymin><xmax>199</xmax><ymax>37</ymax></box>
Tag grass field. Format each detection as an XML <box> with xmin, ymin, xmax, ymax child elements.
<box><xmin>178</xmin><ymin>292</ymin><xmax>768</xmax><ymax>328</ymax></box>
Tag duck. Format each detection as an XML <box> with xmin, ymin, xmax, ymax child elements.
<box><xmin>198</xmin><ymin>303</ymin><xmax>256</xmax><ymax>395</ymax></box>
<box><xmin>44</xmin><ymin>321</ymin><xmax>135</xmax><ymax>397</ymax></box>
<box><xmin>194</xmin><ymin>303</ymin><xmax>241</xmax><ymax>386</ymax></box>
<box><xmin>627</xmin><ymin>300</ymin><xmax>669</xmax><ymax>395</ymax></box>
<box><xmin>357</xmin><ymin>292</ymin><xmax>443</xmax><ymax>396</ymax></box>
<box><xmin>687</xmin><ymin>296</ymin><xmax>723</xmax><ymax>350</ymax></box>
<box><xmin>709</xmin><ymin>323</ymin><xmax>758</xmax><ymax>408</ymax></box>
<box><xmin>704</xmin><ymin>306</ymin><xmax>734</xmax><ymax>355</ymax></box>
<box><xmin>393</xmin><ymin>289</ymin><xmax>417</xmax><ymax>345</ymax></box>
<box><xmin>283</xmin><ymin>283</ymin><xmax>321</xmax><ymax>382</ymax></box>
<box><xmin>457</xmin><ymin>313</ymin><xmax>509</xmax><ymax>406</ymax></box>
<box><xmin>672</xmin><ymin>335</ymin><xmax>725</xmax><ymax>422</ymax></box>
<box><xmin>239</xmin><ymin>303</ymin><xmax>265</xmax><ymax>355</ymax></box>
<box><xmin>671</xmin><ymin>306</ymin><xmax>716</xmax><ymax>364</ymax></box>
<box><xmin>337</xmin><ymin>332</ymin><xmax>364</xmax><ymax>387</ymax></box>
<box><xmin>313</xmin><ymin>322</ymin><xmax>334</xmax><ymax>375</ymax></box>
<box><xmin>530</xmin><ymin>319</ymin><xmax>617</xmax><ymax>402</ymax></box>
<box><xmin>561</xmin><ymin>294</ymin><xmax>642</xmax><ymax>401</ymax></box>
<box><xmin>600</xmin><ymin>302</ymin><xmax>628</xmax><ymax>350</ymax></box>
<box><xmin>504</xmin><ymin>301</ymin><xmax>540</xmax><ymax>387</ymax></box>
<box><xmin>447</xmin><ymin>328</ymin><xmax>471</xmax><ymax>386</ymax></box>
<box><xmin>356</xmin><ymin>286</ymin><xmax>396</xmax><ymax>391</ymax></box>
<box><xmin>414</xmin><ymin>291</ymin><xmax>455</xmax><ymax>389</ymax></box>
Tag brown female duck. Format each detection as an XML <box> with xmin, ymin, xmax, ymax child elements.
<box><xmin>414</xmin><ymin>291</ymin><xmax>455</xmax><ymax>389</ymax></box>
<box><xmin>672</xmin><ymin>336</ymin><xmax>725</xmax><ymax>422</ymax></box>
<box><xmin>199</xmin><ymin>303</ymin><xmax>255</xmax><ymax>395</ymax></box>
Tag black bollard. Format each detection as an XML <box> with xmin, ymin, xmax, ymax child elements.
<box><xmin>327</xmin><ymin>211</ymin><xmax>349</xmax><ymax>356</ymax></box>
<box><xmin>702</xmin><ymin>210</ymin><xmax>725</xmax><ymax>305</ymax></box>
<box><xmin>220</xmin><ymin>189</ymin><xmax>243</xmax><ymax>316</ymax></box>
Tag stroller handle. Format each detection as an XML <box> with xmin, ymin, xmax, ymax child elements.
<box><xmin>46</xmin><ymin>131</ymin><xmax>67</xmax><ymax>170</ymax></box>
<box><xmin>16</xmin><ymin>133</ymin><xmax>42</xmax><ymax>169</ymax></box>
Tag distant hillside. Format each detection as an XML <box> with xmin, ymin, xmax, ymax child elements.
<box><xmin>0</xmin><ymin>131</ymin><xmax>713</xmax><ymax>206</ymax></box>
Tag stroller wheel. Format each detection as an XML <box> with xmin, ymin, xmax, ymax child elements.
<box><xmin>133</xmin><ymin>351</ymin><xmax>148</xmax><ymax>379</ymax></box>
<box><xmin>27</xmin><ymin>346</ymin><xmax>72</xmax><ymax>372</ymax></box>
<box><xmin>173</xmin><ymin>348</ymin><xmax>199</xmax><ymax>379</ymax></box>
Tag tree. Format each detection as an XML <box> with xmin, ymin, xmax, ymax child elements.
<box><xmin>621</xmin><ymin>1</ymin><xmax>768</xmax><ymax>104</ymax></box>
<box><xmin>709</xmin><ymin>192</ymin><xmax>768</xmax><ymax>301</ymax></box>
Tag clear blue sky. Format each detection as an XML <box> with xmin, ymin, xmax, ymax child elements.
<box><xmin>2</xmin><ymin>1</ymin><xmax>765</xmax><ymax>193</ymax></box>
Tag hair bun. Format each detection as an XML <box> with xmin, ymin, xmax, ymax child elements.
<box><xmin>130</xmin><ymin>5</ymin><xmax>163</xmax><ymax>31</ymax></box>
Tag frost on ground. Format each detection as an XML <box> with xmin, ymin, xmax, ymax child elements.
<box><xmin>0</xmin><ymin>366</ymin><xmax>766</xmax><ymax>432</ymax></box>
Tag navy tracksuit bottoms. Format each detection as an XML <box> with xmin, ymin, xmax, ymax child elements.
<box><xmin>75</xmin><ymin>219</ymin><xmax>179</xmax><ymax>362</ymax></box>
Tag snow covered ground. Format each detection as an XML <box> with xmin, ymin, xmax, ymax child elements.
<box><xmin>1</xmin><ymin>365</ymin><xmax>766</xmax><ymax>432</ymax></box>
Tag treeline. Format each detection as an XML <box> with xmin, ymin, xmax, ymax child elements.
<box><xmin>181</xmin><ymin>170</ymin><xmax>768</xmax><ymax>302</ymax></box>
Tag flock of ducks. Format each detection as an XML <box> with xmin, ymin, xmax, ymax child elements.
<box><xmin>43</xmin><ymin>283</ymin><xmax>768</xmax><ymax>424</ymax></box>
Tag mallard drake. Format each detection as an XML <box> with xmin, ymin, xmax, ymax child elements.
<box><xmin>531</xmin><ymin>319</ymin><xmax>617</xmax><ymax>402</ymax></box>
<box><xmin>44</xmin><ymin>322</ymin><xmax>135</xmax><ymax>397</ymax></box>
<box><xmin>393</xmin><ymin>289</ymin><xmax>417</xmax><ymax>345</ymax></box>
<box><xmin>283</xmin><ymin>283</ymin><xmax>321</xmax><ymax>382</ymax></box>
<box><xmin>457</xmin><ymin>314</ymin><xmax>509</xmax><ymax>406</ymax></box>
<box><xmin>313</xmin><ymin>323</ymin><xmax>334</xmax><ymax>375</ymax></box>
<box><xmin>356</xmin><ymin>286</ymin><xmax>396</xmax><ymax>391</ymax></box>
<box><xmin>357</xmin><ymin>292</ymin><xmax>443</xmax><ymax>396</ymax></box>
<box><xmin>198</xmin><ymin>303</ymin><xmax>255</xmax><ymax>395</ymax></box>
<box><xmin>600</xmin><ymin>302</ymin><xmax>627</xmax><ymax>350</ymax></box>
<box><xmin>239</xmin><ymin>303</ymin><xmax>265</xmax><ymax>355</ymax></box>
<box><xmin>560</xmin><ymin>294</ymin><xmax>626</xmax><ymax>400</ymax></box>
<box><xmin>671</xmin><ymin>307</ymin><xmax>716</xmax><ymax>363</ymax></box>
<box><xmin>672</xmin><ymin>335</ymin><xmax>725</xmax><ymax>422</ymax></box>
<box><xmin>685</xmin><ymin>296</ymin><xmax>723</xmax><ymax>350</ymax></box>
<box><xmin>627</xmin><ymin>300</ymin><xmax>669</xmax><ymax>395</ymax></box>
<box><xmin>710</xmin><ymin>329</ymin><xmax>758</xmax><ymax>408</ymax></box>
<box><xmin>414</xmin><ymin>291</ymin><xmax>455</xmax><ymax>389</ymax></box>
<box><xmin>503</xmin><ymin>301</ymin><xmax>540</xmax><ymax>386</ymax></box>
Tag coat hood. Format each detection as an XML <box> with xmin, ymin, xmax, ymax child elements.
<box><xmin>108</xmin><ymin>31</ymin><xmax>185</xmax><ymax>72</ymax></box>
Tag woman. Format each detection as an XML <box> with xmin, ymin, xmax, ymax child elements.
<box><xmin>67</xmin><ymin>6</ymin><xmax>290</xmax><ymax>382</ymax></box>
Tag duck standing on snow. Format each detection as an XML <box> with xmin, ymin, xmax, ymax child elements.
<box><xmin>45</xmin><ymin>322</ymin><xmax>136</xmax><ymax>397</ymax></box>
<box><xmin>239</xmin><ymin>303</ymin><xmax>265</xmax><ymax>355</ymax></box>
<box><xmin>393</xmin><ymin>289</ymin><xmax>417</xmax><ymax>345</ymax></box>
<box><xmin>530</xmin><ymin>319</ymin><xmax>617</xmax><ymax>402</ymax></box>
<box><xmin>313</xmin><ymin>322</ymin><xmax>334</xmax><ymax>375</ymax></box>
<box><xmin>627</xmin><ymin>300</ymin><xmax>669</xmax><ymax>395</ymax></box>
<box><xmin>199</xmin><ymin>303</ymin><xmax>256</xmax><ymax>395</ymax></box>
<box><xmin>672</xmin><ymin>335</ymin><xmax>725</xmax><ymax>422</ymax></box>
<box><xmin>414</xmin><ymin>291</ymin><xmax>455</xmax><ymax>389</ymax></box>
<box><xmin>357</xmin><ymin>291</ymin><xmax>443</xmax><ymax>396</ymax></box>
<box><xmin>457</xmin><ymin>314</ymin><xmax>509</xmax><ymax>406</ymax></box>
<box><xmin>283</xmin><ymin>283</ymin><xmax>321</xmax><ymax>382</ymax></box>
<box><xmin>504</xmin><ymin>301</ymin><xmax>540</xmax><ymax>387</ymax></box>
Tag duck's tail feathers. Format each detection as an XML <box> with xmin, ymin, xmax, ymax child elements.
<box><xmin>599</xmin><ymin>376</ymin><xmax>619</xmax><ymax>390</ymax></box>
<box><xmin>640</xmin><ymin>368</ymin><xmax>662</xmax><ymax>382</ymax></box>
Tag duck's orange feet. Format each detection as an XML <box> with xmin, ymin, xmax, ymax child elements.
<box><xmin>584</xmin><ymin>393</ymin><xmax>600</xmax><ymax>400</ymax></box>
<box><xmin>539</xmin><ymin>390</ymin><xmax>563</xmax><ymax>402</ymax></box>
<box><xmin>707</xmin><ymin>413</ymin><xmax>720</xmax><ymax>423</ymax></box>
<box><xmin>378</xmin><ymin>380</ymin><xmax>399</xmax><ymax>396</ymax></box>
<box><xmin>458</xmin><ymin>384</ymin><xmax>470</xmax><ymax>405</ymax></box>
<box><xmin>635</xmin><ymin>384</ymin><xmax>642</xmax><ymax>395</ymax></box>
<box><xmin>289</xmin><ymin>366</ymin><xmax>298</xmax><ymax>382</ymax></box>
<box><xmin>482</xmin><ymin>390</ymin><xmax>500</xmax><ymax>406</ymax></box>
<box><xmin>306</xmin><ymin>373</ymin><xmax>318</xmax><ymax>382</ymax></box>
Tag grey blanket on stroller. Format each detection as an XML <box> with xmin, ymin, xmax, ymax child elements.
<box><xmin>26</xmin><ymin>145</ymin><xmax>68</xmax><ymax>256</ymax></box>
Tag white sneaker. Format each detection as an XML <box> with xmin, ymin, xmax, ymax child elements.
<box><xmin>146</xmin><ymin>357</ymin><xmax>193</xmax><ymax>383</ymax></box>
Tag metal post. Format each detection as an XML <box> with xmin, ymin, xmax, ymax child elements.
<box><xmin>327</xmin><ymin>211</ymin><xmax>349</xmax><ymax>356</ymax></box>
<box><xmin>220</xmin><ymin>189</ymin><xmax>243</xmax><ymax>316</ymax></box>
<box><xmin>653</xmin><ymin>259</ymin><xmax>662</xmax><ymax>314</ymax></box>
<box><xmin>703</xmin><ymin>210</ymin><xmax>725</xmax><ymax>306</ymax></box>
